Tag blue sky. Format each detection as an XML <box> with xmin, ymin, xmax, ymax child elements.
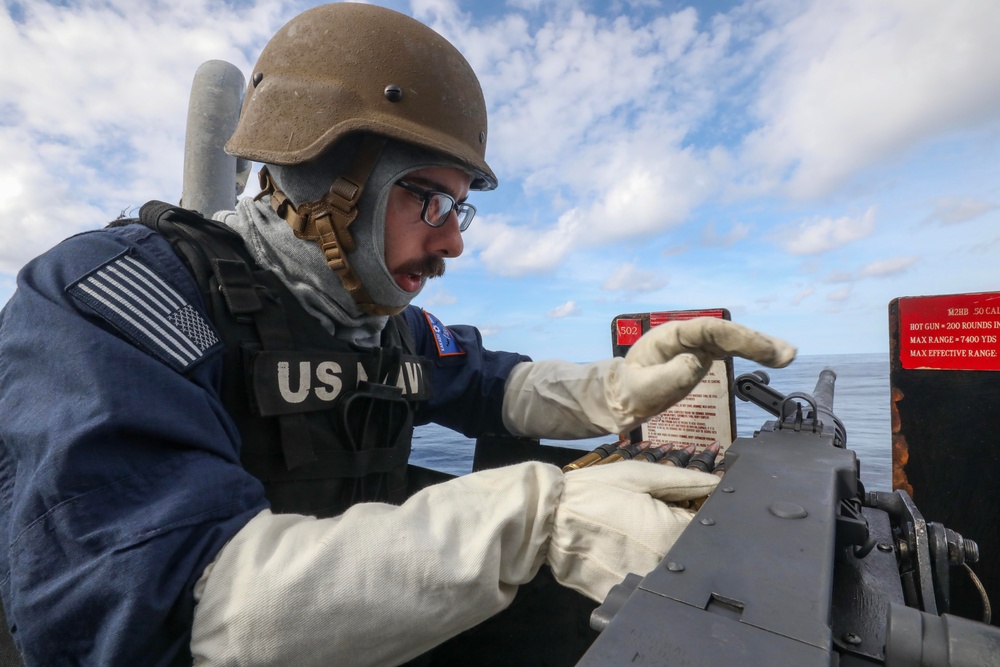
<box><xmin>2</xmin><ymin>0</ymin><xmax>999</xmax><ymax>361</ymax></box>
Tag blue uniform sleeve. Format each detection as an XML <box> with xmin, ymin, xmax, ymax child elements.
<box><xmin>401</xmin><ymin>306</ymin><xmax>531</xmax><ymax>437</ymax></box>
<box><xmin>0</xmin><ymin>225</ymin><xmax>267</xmax><ymax>665</ymax></box>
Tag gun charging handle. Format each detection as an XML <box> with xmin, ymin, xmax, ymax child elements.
<box><xmin>734</xmin><ymin>370</ymin><xmax>785</xmax><ymax>418</ymax></box>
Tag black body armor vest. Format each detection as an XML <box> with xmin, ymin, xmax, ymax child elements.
<box><xmin>119</xmin><ymin>201</ymin><xmax>434</xmax><ymax>518</ymax></box>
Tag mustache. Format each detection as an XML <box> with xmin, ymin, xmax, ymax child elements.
<box><xmin>396</xmin><ymin>255</ymin><xmax>446</xmax><ymax>279</ymax></box>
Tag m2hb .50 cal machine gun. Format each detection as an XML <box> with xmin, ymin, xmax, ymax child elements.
<box><xmin>579</xmin><ymin>369</ymin><xmax>1000</xmax><ymax>666</ymax></box>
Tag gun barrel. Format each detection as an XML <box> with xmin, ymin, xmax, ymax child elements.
<box><xmin>811</xmin><ymin>367</ymin><xmax>847</xmax><ymax>447</ymax></box>
<box><xmin>812</xmin><ymin>368</ymin><xmax>837</xmax><ymax>413</ymax></box>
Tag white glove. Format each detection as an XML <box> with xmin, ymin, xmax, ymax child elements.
<box><xmin>190</xmin><ymin>460</ymin><xmax>716</xmax><ymax>666</ymax></box>
<box><xmin>503</xmin><ymin>317</ymin><xmax>796</xmax><ymax>439</ymax></box>
<box><xmin>551</xmin><ymin>461</ymin><xmax>718</xmax><ymax>601</ymax></box>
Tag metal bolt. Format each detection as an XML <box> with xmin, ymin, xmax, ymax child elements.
<box><xmin>842</xmin><ymin>633</ymin><xmax>862</xmax><ymax>646</ymax></box>
<box><xmin>251</xmin><ymin>72</ymin><xmax>263</xmax><ymax>87</ymax></box>
<box><xmin>877</xmin><ymin>543</ymin><xmax>893</xmax><ymax>553</ymax></box>
<box><xmin>964</xmin><ymin>539</ymin><xmax>980</xmax><ymax>564</ymax></box>
<box><xmin>667</xmin><ymin>562</ymin><xmax>685</xmax><ymax>572</ymax></box>
<box><xmin>479</xmin><ymin>130</ymin><xmax>486</xmax><ymax>144</ymax></box>
<box><xmin>700</xmin><ymin>517</ymin><xmax>715</xmax><ymax>526</ymax></box>
<box><xmin>384</xmin><ymin>84</ymin><xmax>403</xmax><ymax>102</ymax></box>
<box><xmin>722</xmin><ymin>486</ymin><xmax>735</xmax><ymax>493</ymax></box>
<box><xmin>769</xmin><ymin>502</ymin><xmax>808</xmax><ymax>520</ymax></box>
<box><xmin>897</xmin><ymin>540</ymin><xmax>910</xmax><ymax>558</ymax></box>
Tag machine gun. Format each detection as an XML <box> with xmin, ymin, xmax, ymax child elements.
<box><xmin>579</xmin><ymin>369</ymin><xmax>1000</xmax><ymax>666</ymax></box>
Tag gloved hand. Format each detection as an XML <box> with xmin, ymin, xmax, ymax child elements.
<box><xmin>503</xmin><ymin>317</ymin><xmax>796</xmax><ymax>439</ymax></box>
<box><xmin>550</xmin><ymin>460</ymin><xmax>718</xmax><ymax>602</ymax></box>
<box><xmin>191</xmin><ymin>460</ymin><xmax>716</xmax><ymax>666</ymax></box>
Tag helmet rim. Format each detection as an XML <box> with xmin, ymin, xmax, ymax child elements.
<box><xmin>224</xmin><ymin>3</ymin><xmax>497</xmax><ymax>191</ymax></box>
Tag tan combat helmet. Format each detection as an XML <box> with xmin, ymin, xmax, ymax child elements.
<box><xmin>225</xmin><ymin>2</ymin><xmax>496</xmax><ymax>192</ymax></box>
<box><xmin>224</xmin><ymin>3</ymin><xmax>495</xmax><ymax>315</ymax></box>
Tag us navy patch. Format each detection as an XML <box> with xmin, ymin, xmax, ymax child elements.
<box><xmin>68</xmin><ymin>251</ymin><xmax>221</xmax><ymax>372</ymax></box>
<box><xmin>423</xmin><ymin>310</ymin><xmax>464</xmax><ymax>357</ymax></box>
<box><xmin>251</xmin><ymin>351</ymin><xmax>433</xmax><ymax>416</ymax></box>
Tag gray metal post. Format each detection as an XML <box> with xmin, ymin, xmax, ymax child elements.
<box><xmin>181</xmin><ymin>60</ymin><xmax>248</xmax><ymax>218</ymax></box>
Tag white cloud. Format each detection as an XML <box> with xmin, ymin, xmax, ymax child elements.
<box><xmin>0</xmin><ymin>133</ymin><xmax>106</xmax><ymax>272</ymax></box>
<box><xmin>442</xmin><ymin>0</ymin><xmax>1000</xmax><ymax>274</ymax></box>
<box><xmin>782</xmin><ymin>206</ymin><xmax>877</xmax><ymax>256</ymax></box>
<box><xmin>602</xmin><ymin>260</ymin><xmax>668</xmax><ymax>293</ymax></box>
<box><xmin>827</xmin><ymin>286</ymin><xmax>852</xmax><ymax>302</ymax></box>
<box><xmin>822</xmin><ymin>254</ymin><xmax>916</xmax><ymax>285</ymax></box>
<box><xmin>858</xmin><ymin>256</ymin><xmax>917</xmax><ymax>278</ymax></box>
<box><xmin>546</xmin><ymin>300</ymin><xmax>580</xmax><ymax>318</ymax></box>
<box><xmin>481</xmin><ymin>10</ymin><xmax>698</xmax><ymax>178</ymax></box>
<box><xmin>416</xmin><ymin>286</ymin><xmax>458</xmax><ymax>308</ymax></box>
<box><xmin>411</xmin><ymin>0</ymin><xmax>463</xmax><ymax>21</ymax></box>
<box><xmin>503</xmin><ymin>0</ymin><xmax>544</xmax><ymax>11</ymax></box>
<box><xmin>472</xmin><ymin>152</ymin><xmax>711</xmax><ymax>276</ymax></box>
<box><xmin>970</xmin><ymin>236</ymin><xmax>1000</xmax><ymax>254</ymax></box>
<box><xmin>662</xmin><ymin>244</ymin><xmax>688</xmax><ymax>257</ymax></box>
<box><xmin>476</xmin><ymin>213</ymin><xmax>580</xmax><ymax>276</ymax></box>
<box><xmin>792</xmin><ymin>286</ymin><xmax>814</xmax><ymax>305</ymax></box>
<box><xmin>579</xmin><ymin>155</ymin><xmax>712</xmax><ymax>242</ymax></box>
<box><xmin>3</xmin><ymin>0</ymin><xmax>998</xmax><ymax>361</ymax></box>
<box><xmin>478</xmin><ymin>325</ymin><xmax>502</xmax><ymax>337</ymax></box>
<box><xmin>428</xmin><ymin>5</ymin><xmax>722</xmax><ymax>266</ymax></box>
<box><xmin>924</xmin><ymin>197</ymin><xmax>998</xmax><ymax>226</ymax></box>
<box><xmin>701</xmin><ymin>221</ymin><xmax>751</xmax><ymax>247</ymax></box>
<box><xmin>825</xmin><ymin>270</ymin><xmax>854</xmax><ymax>284</ymax></box>
<box><xmin>0</xmin><ymin>1</ymin><xmax>288</xmax><ymax>274</ymax></box>
<box><xmin>740</xmin><ymin>0</ymin><xmax>1000</xmax><ymax>198</ymax></box>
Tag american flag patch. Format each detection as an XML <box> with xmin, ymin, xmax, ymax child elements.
<box><xmin>68</xmin><ymin>251</ymin><xmax>221</xmax><ymax>372</ymax></box>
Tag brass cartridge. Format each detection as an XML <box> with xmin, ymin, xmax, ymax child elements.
<box><xmin>592</xmin><ymin>440</ymin><xmax>653</xmax><ymax>466</ymax></box>
<box><xmin>562</xmin><ymin>439</ymin><xmax>628</xmax><ymax>472</ymax></box>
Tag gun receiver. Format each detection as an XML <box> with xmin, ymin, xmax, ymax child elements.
<box><xmin>581</xmin><ymin>368</ymin><xmax>999</xmax><ymax>666</ymax></box>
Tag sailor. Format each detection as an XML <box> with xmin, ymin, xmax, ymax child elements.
<box><xmin>0</xmin><ymin>3</ymin><xmax>795</xmax><ymax>665</ymax></box>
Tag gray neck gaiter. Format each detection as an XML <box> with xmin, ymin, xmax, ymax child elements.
<box><xmin>268</xmin><ymin>138</ymin><xmax>471</xmax><ymax>312</ymax></box>
<box><xmin>217</xmin><ymin>137</ymin><xmax>471</xmax><ymax>347</ymax></box>
<box><xmin>216</xmin><ymin>198</ymin><xmax>387</xmax><ymax>348</ymax></box>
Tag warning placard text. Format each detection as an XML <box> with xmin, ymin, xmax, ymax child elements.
<box><xmin>899</xmin><ymin>292</ymin><xmax>1000</xmax><ymax>371</ymax></box>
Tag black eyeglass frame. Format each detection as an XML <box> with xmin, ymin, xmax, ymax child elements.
<box><xmin>395</xmin><ymin>180</ymin><xmax>476</xmax><ymax>231</ymax></box>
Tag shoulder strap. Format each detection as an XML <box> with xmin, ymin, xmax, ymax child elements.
<box><xmin>386</xmin><ymin>312</ymin><xmax>416</xmax><ymax>355</ymax></box>
<box><xmin>134</xmin><ymin>201</ymin><xmax>318</xmax><ymax>469</ymax></box>
<box><xmin>138</xmin><ymin>201</ymin><xmax>261</xmax><ymax>311</ymax></box>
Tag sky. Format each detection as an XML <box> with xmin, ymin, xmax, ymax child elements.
<box><xmin>2</xmin><ymin>0</ymin><xmax>999</xmax><ymax>362</ymax></box>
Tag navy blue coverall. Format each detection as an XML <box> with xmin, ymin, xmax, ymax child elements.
<box><xmin>0</xmin><ymin>223</ymin><xmax>528</xmax><ymax>664</ymax></box>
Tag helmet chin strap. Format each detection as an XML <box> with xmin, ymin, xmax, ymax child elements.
<box><xmin>255</xmin><ymin>135</ymin><xmax>404</xmax><ymax>317</ymax></box>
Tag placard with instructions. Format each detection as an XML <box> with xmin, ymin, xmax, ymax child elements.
<box><xmin>889</xmin><ymin>291</ymin><xmax>1000</xmax><ymax>624</ymax></box>
<box><xmin>611</xmin><ymin>309</ymin><xmax>735</xmax><ymax>454</ymax></box>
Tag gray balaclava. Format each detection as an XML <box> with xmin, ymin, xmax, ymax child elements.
<box><xmin>219</xmin><ymin>137</ymin><xmax>470</xmax><ymax>347</ymax></box>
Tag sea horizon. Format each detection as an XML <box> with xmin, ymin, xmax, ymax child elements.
<box><xmin>413</xmin><ymin>352</ymin><xmax>893</xmax><ymax>491</ymax></box>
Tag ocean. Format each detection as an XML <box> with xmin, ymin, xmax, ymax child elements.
<box><xmin>410</xmin><ymin>353</ymin><xmax>893</xmax><ymax>491</ymax></box>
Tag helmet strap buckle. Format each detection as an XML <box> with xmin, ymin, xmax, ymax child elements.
<box><xmin>257</xmin><ymin>135</ymin><xmax>396</xmax><ymax>315</ymax></box>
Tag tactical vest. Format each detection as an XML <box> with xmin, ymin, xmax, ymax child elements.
<box><xmin>118</xmin><ymin>201</ymin><xmax>434</xmax><ymax>518</ymax></box>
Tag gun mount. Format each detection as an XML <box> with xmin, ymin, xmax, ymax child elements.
<box><xmin>582</xmin><ymin>369</ymin><xmax>999</xmax><ymax>666</ymax></box>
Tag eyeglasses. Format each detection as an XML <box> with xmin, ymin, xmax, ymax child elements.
<box><xmin>395</xmin><ymin>180</ymin><xmax>476</xmax><ymax>231</ymax></box>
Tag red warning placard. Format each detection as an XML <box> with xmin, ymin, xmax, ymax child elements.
<box><xmin>898</xmin><ymin>292</ymin><xmax>1000</xmax><ymax>371</ymax></box>
<box><xmin>649</xmin><ymin>309</ymin><xmax>726</xmax><ymax>328</ymax></box>
<box><xmin>615</xmin><ymin>318</ymin><xmax>642</xmax><ymax>346</ymax></box>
